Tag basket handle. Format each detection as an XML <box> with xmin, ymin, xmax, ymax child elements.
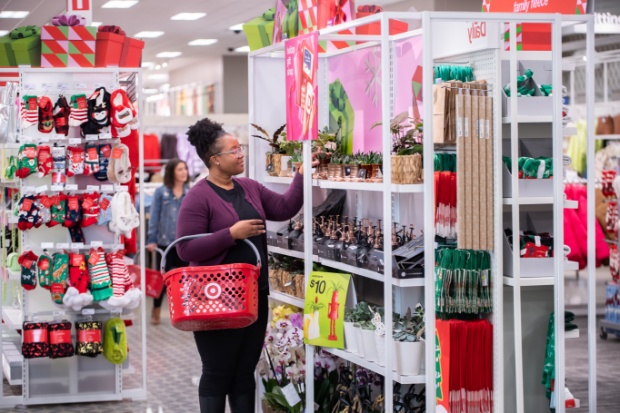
<box><xmin>160</xmin><ymin>233</ymin><xmax>261</xmax><ymax>275</ymax></box>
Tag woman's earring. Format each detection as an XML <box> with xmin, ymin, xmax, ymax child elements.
<box><xmin>217</xmin><ymin>162</ymin><xmax>220</xmax><ymax>166</ymax></box>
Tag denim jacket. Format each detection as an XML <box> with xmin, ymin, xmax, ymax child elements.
<box><xmin>147</xmin><ymin>184</ymin><xmax>188</xmax><ymax>247</ymax></box>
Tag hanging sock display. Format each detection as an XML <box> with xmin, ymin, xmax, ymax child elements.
<box><xmin>63</xmin><ymin>253</ymin><xmax>93</xmax><ymax>311</ymax></box>
<box><xmin>94</xmin><ymin>143</ymin><xmax>111</xmax><ymax>182</ymax></box>
<box><xmin>48</xmin><ymin>321</ymin><xmax>74</xmax><ymax>359</ymax></box>
<box><xmin>22</xmin><ymin>322</ymin><xmax>50</xmax><ymax>359</ymax></box>
<box><xmin>18</xmin><ymin>250</ymin><xmax>39</xmax><ymax>291</ymax></box>
<box><xmin>83</xmin><ymin>143</ymin><xmax>100</xmax><ymax>176</ymax></box>
<box><xmin>68</xmin><ymin>94</ymin><xmax>88</xmax><ymax>127</ymax></box>
<box><xmin>37</xmin><ymin>145</ymin><xmax>53</xmax><ymax>178</ymax></box>
<box><xmin>52</xmin><ymin>95</ymin><xmax>71</xmax><ymax>136</ymax></box>
<box><xmin>15</xmin><ymin>144</ymin><xmax>38</xmax><ymax>179</ymax></box>
<box><xmin>20</xmin><ymin>95</ymin><xmax>38</xmax><ymax>129</ymax></box>
<box><xmin>66</xmin><ymin>146</ymin><xmax>85</xmax><ymax>177</ymax></box>
<box><xmin>107</xmin><ymin>143</ymin><xmax>132</xmax><ymax>184</ymax></box>
<box><xmin>80</xmin><ymin>192</ymin><xmax>100</xmax><ymax>227</ymax></box>
<box><xmin>87</xmin><ymin>248</ymin><xmax>113</xmax><ymax>302</ymax></box>
<box><xmin>37</xmin><ymin>252</ymin><xmax>53</xmax><ymax>290</ymax></box>
<box><xmin>47</xmin><ymin>195</ymin><xmax>66</xmax><ymax>228</ymax></box>
<box><xmin>75</xmin><ymin>320</ymin><xmax>103</xmax><ymax>357</ymax></box>
<box><xmin>50</xmin><ymin>253</ymin><xmax>69</xmax><ymax>304</ymax></box>
<box><xmin>103</xmin><ymin>317</ymin><xmax>128</xmax><ymax>364</ymax></box>
<box><xmin>435</xmin><ymin>249</ymin><xmax>492</xmax><ymax>315</ymax></box>
<box><xmin>38</xmin><ymin>96</ymin><xmax>54</xmax><ymax>134</ymax></box>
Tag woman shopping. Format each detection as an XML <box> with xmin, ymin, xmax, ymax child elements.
<box><xmin>176</xmin><ymin>118</ymin><xmax>315</xmax><ymax>413</ymax></box>
<box><xmin>146</xmin><ymin>158</ymin><xmax>189</xmax><ymax>325</ymax></box>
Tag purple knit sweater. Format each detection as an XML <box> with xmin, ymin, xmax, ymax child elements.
<box><xmin>176</xmin><ymin>173</ymin><xmax>304</xmax><ymax>268</ymax></box>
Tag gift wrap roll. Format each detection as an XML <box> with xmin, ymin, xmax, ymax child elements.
<box><xmin>243</xmin><ymin>8</ymin><xmax>275</xmax><ymax>51</ymax></box>
<box><xmin>329</xmin><ymin>79</ymin><xmax>355</xmax><ymax>155</ymax></box>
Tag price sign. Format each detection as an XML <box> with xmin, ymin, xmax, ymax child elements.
<box><xmin>303</xmin><ymin>271</ymin><xmax>350</xmax><ymax>348</ymax></box>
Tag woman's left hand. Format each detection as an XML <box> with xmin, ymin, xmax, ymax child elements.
<box><xmin>298</xmin><ymin>160</ymin><xmax>320</xmax><ymax>176</ymax></box>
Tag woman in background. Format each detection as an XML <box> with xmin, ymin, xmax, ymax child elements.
<box><xmin>146</xmin><ymin>158</ymin><xmax>189</xmax><ymax>324</ymax></box>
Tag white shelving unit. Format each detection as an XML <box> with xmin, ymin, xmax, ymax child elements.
<box><xmin>0</xmin><ymin>67</ymin><xmax>148</xmax><ymax>408</ymax></box>
<box><xmin>250</xmin><ymin>11</ymin><xmax>594</xmax><ymax>413</ymax></box>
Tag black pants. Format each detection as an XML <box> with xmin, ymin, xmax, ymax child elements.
<box><xmin>153</xmin><ymin>245</ymin><xmax>187</xmax><ymax>308</ymax></box>
<box><xmin>194</xmin><ymin>290</ymin><xmax>269</xmax><ymax>397</ymax></box>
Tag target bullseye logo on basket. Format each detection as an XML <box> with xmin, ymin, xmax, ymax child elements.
<box><xmin>204</xmin><ymin>283</ymin><xmax>222</xmax><ymax>300</ymax></box>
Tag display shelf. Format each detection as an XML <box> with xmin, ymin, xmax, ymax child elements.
<box><xmin>2</xmin><ymin>308</ymin><xmax>22</xmax><ymax>331</ymax></box>
<box><xmin>319</xmin><ymin>180</ymin><xmax>424</xmax><ymax>193</ymax></box>
<box><xmin>317</xmin><ymin>258</ymin><xmax>384</xmax><ymax>283</ymax></box>
<box><xmin>595</xmin><ymin>134</ymin><xmax>620</xmax><ymax>140</ymax></box>
<box><xmin>2</xmin><ymin>353</ymin><xmax>22</xmax><ymax>386</ymax></box>
<box><xmin>322</xmin><ymin>347</ymin><xmax>426</xmax><ymax>384</ymax></box>
<box><xmin>502</xmin><ymin>197</ymin><xmax>578</xmax><ymax>209</ymax></box>
<box><xmin>500</xmin><ymin>50</ymin><xmax>552</xmax><ymax>61</ymax></box>
<box><xmin>262</xmin><ymin>176</ymin><xmax>294</xmax><ymax>185</ymax></box>
<box><xmin>563</xmin><ymin>127</ymin><xmax>577</xmax><ymax>136</ymax></box>
<box><xmin>267</xmin><ymin>246</ymin><xmax>306</xmax><ymax>260</ymax></box>
<box><xmin>503</xmin><ymin>261</ymin><xmax>578</xmax><ymax>287</ymax></box>
<box><xmin>391</xmin><ymin>277</ymin><xmax>425</xmax><ymax>288</ymax></box>
<box><xmin>565</xmin><ymin>329</ymin><xmax>580</xmax><ymax>339</ymax></box>
<box><xmin>269</xmin><ymin>291</ymin><xmax>305</xmax><ymax>308</ymax></box>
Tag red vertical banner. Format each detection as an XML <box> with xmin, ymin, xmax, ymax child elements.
<box><xmin>285</xmin><ymin>31</ymin><xmax>319</xmax><ymax>141</ymax></box>
<box><xmin>71</xmin><ymin>0</ymin><xmax>90</xmax><ymax>10</ymax></box>
<box><xmin>67</xmin><ymin>0</ymin><xmax>92</xmax><ymax>24</ymax></box>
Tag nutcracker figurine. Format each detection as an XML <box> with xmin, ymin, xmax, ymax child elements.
<box><xmin>327</xmin><ymin>287</ymin><xmax>339</xmax><ymax>340</ymax></box>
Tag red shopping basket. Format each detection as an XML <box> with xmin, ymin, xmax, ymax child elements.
<box><xmin>160</xmin><ymin>234</ymin><xmax>260</xmax><ymax>332</ymax></box>
<box><xmin>128</xmin><ymin>248</ymin><xmax>165</xmax><ymax>299</ymax></box>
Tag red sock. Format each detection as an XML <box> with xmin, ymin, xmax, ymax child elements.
<box><xmin>37</xmin><ymin>145</ymin><xmax>53</xmax><ymax>177</ymax></box>
<box><xmin>80</xmin><ymin>192</ymin><xmax>100</xmax><ymax>227</ymax></box>
<box><xmin>69</xmin><ymin>254</ymin><xmax>88</xmax><ymax>294</ymax></box>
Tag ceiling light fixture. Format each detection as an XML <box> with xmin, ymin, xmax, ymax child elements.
<box><xmin>162</xmin><ymin>62</ymin><xmax>168</xmax><ymax>68</ymax></box>
<box><xmin>141</xmin><ymin>61</ymin><xmax>155</xmax><ymax>68</ymax></box>
<box><xmin>234</xmin><ymin>46</ymin><xmax>251</xmax><ymax>53</ymax></box>
<box><xmin>188</xmin><ymin>38</ymin><xmax>218</xmax><ymax>46</ymax></box>
<box><xmin>156</xmin><ymin>51</ymin><xmax>182</xmax><ymax>58</ymax></box>
<box><xmin>171</xmin><ymin>12</ymin><xmax>206</xmax><ymax>21</ymax></box>
<box><xmin>91</xmin><ymin>22</ymin><xmax>103</xmax><ymax>27</ymax></box>
<box><xmin>134</xmin><ymin>31</ymin><xmax>164</xmax><ymax>38</ymax></box>
<box><xmin>155</xmin><ymin>64</ymin><xmax>161</xmax><ymax>70</ymax></box>
<box><xmin>101</xmin><ymin>1</ymin><xmax>138</xmax><ymax>8</ymax></box>
<box><xmin>148</xmin><ymin>74</ymin><xmax>169</xmax><ymax>80</ymax></box>
<box><xmin>143</xmin><ymin>88</ymin><xmax>159</xmax><ymax>94</ymax></box>
<box><xmin>0</xmin><ymin>11</ymin><xmax>29</xmax><ymax>18</ymax></box>
<box><xmin>228</xmin><ymin>23</ymin><xmax>244</xmax><ymax>31</ymax></box>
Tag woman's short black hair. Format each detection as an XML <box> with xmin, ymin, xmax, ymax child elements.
<box><xmin>187</xmin><ymin>118</ymin><xmax>228</xmax><ymax>168</ymax></box>
<box><xmin>163</xmin><ymin>158</ymin><xmax>189</xmax><ymax>188</ymax></box>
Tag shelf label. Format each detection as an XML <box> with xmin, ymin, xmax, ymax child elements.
<box><xmin>65</xmin><ymin>184</ymin><xmax>78</xmax><ymax>191</ymax></box>
<box><xmin>42</xmin><ymin>82</ymin><xmax>54</xmax><ymax>90</ymax></box>
<box><xmin>69</xmin><ymin>138</ymin><xmax>81</xmax><ymax>145</ymax></box>
<box><xmin>23</xmin><ymin>83</ymin><xmax>36</xmax><ymax>90</ymax></box>
<box><xmin>100</xmin><ymin>184</ymin><xmax>114</xmax><ymax>192</ymax></box>
<box><xmin>86</xmin><ymin>185</ymin><xmax>99</xmax><ymax>192</ymax></box>
<box><xmin>35</xmin><ymin>185</ymin><xmax>48</xmax><ymax>194</ymax></box>
<box><xmin>41</xmin><ymin>242</ymin><xmax>54</xmax><ymax>249</ymax></box>
<box><xmin>21</xmin><ymin>186</ymin><xmax>35</xmax><ymax>194</ymax></box>
<box><xmin>85</xmin><ymin>134</ymin><xmax>99</xmax><ymax>141</ymax></box>
<box><xmin>39</xmin><ymin>136</ymin><xmax>50</xmax><ymax>143</ymax></box>
<box><xmin>56</xmin><ymin>243</ymin><xmax>70</xmax><ymax>249</ymax></box>
<box><xmin>74</xmin><ymin>82</ymin><xmax>87</xmax><ymax>89</ymax></box>
<box><xmin>81</xmin><ymin>308</ymin><xmax>95</xmax><ymax>315</ymax></box>
<box><xmin>50</xmin><ymin>185</ymin><xmax>64</xmax><ymax>192</ymax></box>
<box><xmin>303</xmin><ymin>271</ymin><xmax>350</xmax><ymax>349</ymax></box>
<box><xmin>70</xmin><ymin>242</ymin><xmax>85</xmax><ymax>249</ymax></box>
<box><xmin>99</xmin><ymin>132</ymin><xmax>112</xmax><ymax>140</ymax></box>
<box><xmin>91</xmin><ymin>241</ymin><xmax>103</xmax><ymax>247</ymax></box>
<box><xmin>57</xmin><ymin>82</ymin><xmax>70</xmax><ymax>90</ymax></box>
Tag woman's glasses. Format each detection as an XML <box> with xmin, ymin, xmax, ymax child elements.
<box><xmin>213</xmin><ymin>147</ymin><xmax>245</xmax><ymax>157</ymax></box>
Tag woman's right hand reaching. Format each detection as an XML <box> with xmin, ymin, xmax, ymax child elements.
<box><xmin>230</xmin><ymin>219</ymin><xmax>266</xmax><ymax>240</ymax></box>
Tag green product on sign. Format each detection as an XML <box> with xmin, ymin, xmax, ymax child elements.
<box><xmin>303</xmin><ymin>271</ymin><xmax>350</xmax><ymax>348</ymax></box>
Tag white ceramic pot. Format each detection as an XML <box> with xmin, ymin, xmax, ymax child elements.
<box><xmin>354</xmin><ymin>326</ymin><xmax>366</xmax><ymax>358</ymax></box>
<box><xmin>361</xmin><ymin>329</ymin><xmax>378</xmax><ymax>362</ymax></box>
<box><xmin>395</xmin><ymin>340</ymin><xmax>424</xmax><ymax>376</ymax></box>
<box><xmin>344</xmin><ymin>322</ymin><xmax>358</xmax><ymax>354</ymax></box>
<box><xmin>374</xmin><ymin>334</ymin><xmax>385</xmax><ymax>366</ymax></box>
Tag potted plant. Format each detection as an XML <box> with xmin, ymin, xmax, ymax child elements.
<box><xmin>304</xmin><ymin>296</ymin><xmax>325</xmax><ymax>341</ymax></box>
<box><xmin>251</xmin><ymin>123</ymin><xmax>287</xmax><ymax>176</ymax></box>
<box><xmin>290</xmin><ymin>152</ymin><xmax>303</xmax><ymax>175</ymax></box>
<box><xmin>357</xmin><ymin>152</ymin><xmax>373</xmax><ymax>180</ymax></box>
<box><xmin>343</xmin><ymin>307</ymin><xmax>359</xmax><ymax>354</ymax></box>
<box><xmin>279</xmin><ymin>131</ymin><xmax>302</xmax><ymax>177</ymax></box>
<box><xmin>328</xmin><ymin>153</ymin><xmax>344</xmax><ymax>181</ymax></box>
<box><xmin>369</xmin><ymin>151</ymin><xmax>383</xmax><ymax>180</ymax></box>
<box><xmin>350</xmin><ymin>301</ymin><xmax>372</xmax><ymax>358</ymax></box>
<box><xmin>393</xmin><ymin>304</ymin><xmax>425</xmax><ymax>376</ymax></box>
<box><xmin>370</xmin><ymin>306</ymin><xmax>386</xmax><ymax>366</ymax></box>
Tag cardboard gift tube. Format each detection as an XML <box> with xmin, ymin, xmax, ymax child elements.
<box><xmin>486</xmin><ymin>94</ymin><xmax>494</xmax><ymax>249</ymax></box>
<box><xmin>471</xmin><ymin>85</ymin><xmax>480</xmax><ymax>251</ymax></box>
<box><xmin>464</xmin><ymin>87</ymin><xmax>473</xmax><ymax>250</ymax></box>
<box><xmin>478</xmin><ymin>87</ymin><xmax>488</xmax><ymax>251</ymax></box>
<box><xmin>456</xmin><ymin>91</ymin><xmax>466</xmax><ymax>249</ymax></box>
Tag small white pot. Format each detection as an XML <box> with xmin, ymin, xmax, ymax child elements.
<box><xmin>344</xmin><ymin>322</ymin><xmax>358</xmax><ymax>354</ymax></box>
<box><xmin>361</xmin><ymin>329</ymin><xmax>378</xmax><ymax>362</ymax></box>
<box><xmin>395</xmin><ymin>340</ymin><xmax>424</xmax><ymax>376</ymax></box>
<box><xmin>374</xmin><ymin>334</ymin><xmax>385</xmax><ymax>366</ymax></box>
<box><xmin>354</xmin><ymin>326</ymin><xmax>366</xmax><ymax>358</ymax></box>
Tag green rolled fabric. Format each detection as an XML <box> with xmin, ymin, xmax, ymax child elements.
<box><xmin>243</xmin><ymin>9</ymin><xmax>275</xmax><ymax>51</ymax></box>
<box><xmin>329</xmin><ymin>79</ymin><xmax>355</xmax><ymax>155</ymax></box>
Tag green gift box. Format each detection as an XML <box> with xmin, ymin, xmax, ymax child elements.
<box><xmin>243</xmin><ymin>8</ymin><xmax>275</xmax><ymax>51</ymax></box>
<box><xmin>0</xmin><ymin>35</ymin><xmax>17</xmax><ymax>67</ymax></box>
<box><xmin>10</xmin><ymin>27</ymin><xmax>41</xmax><ymax>67</ymax></box>
<box><xmin>329</xmin><ymin>79</ymin><xmax>355</xmax><ymax>155</ymax></box>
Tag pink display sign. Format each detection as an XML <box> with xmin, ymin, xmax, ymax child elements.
<box><xmin>285</xmin><ymin>32</ymin><xmax>319</xmax><ymax>141</ymax></box>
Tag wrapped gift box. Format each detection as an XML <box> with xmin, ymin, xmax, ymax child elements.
<box><xmin>355</xmin><ymin>11</ymin><xmax>407</xmax><ymax>35</ymax></box>
<box><xmin>298</xmin><ymin>0</ymin><xmax>318</xmax><ymax>35</ymax></box>
<box><xmin>243</xmin><ymin>9</ymin><xmax>275</xmax><ymax>51</ymax></box>
<box><xmin>41</xmin><ymin>26</ymin><xmax>96</xmax><ymax>67</ymax></box>
<box><xmin>120</xmin><ymin>37</ymin><xmax>144</xmax><ymax>67</ymax></box>
<box><xmin>0</xmin><ymin>35</ymin><xmax>17</xmax><ymax>67</ymax></box>
<box><xmin>96</xmin><ymin>31</ymin><xmax>125</xmax><ymax>67</ymax></box>
<box><xmin>11</xmin><ymin>27</ymin><xmax>41</xmax><ymax>67</ymax></box>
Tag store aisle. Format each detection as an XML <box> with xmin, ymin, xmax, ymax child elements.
<box><xmin>2</xmin><ymin>300</ymin><xmax>218</xmax><ymax>413</ymax></box>
<box><xmin>566</xmin><ymin>315</ymin><xmax>620</xmax><ymax>412</ymax></box>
